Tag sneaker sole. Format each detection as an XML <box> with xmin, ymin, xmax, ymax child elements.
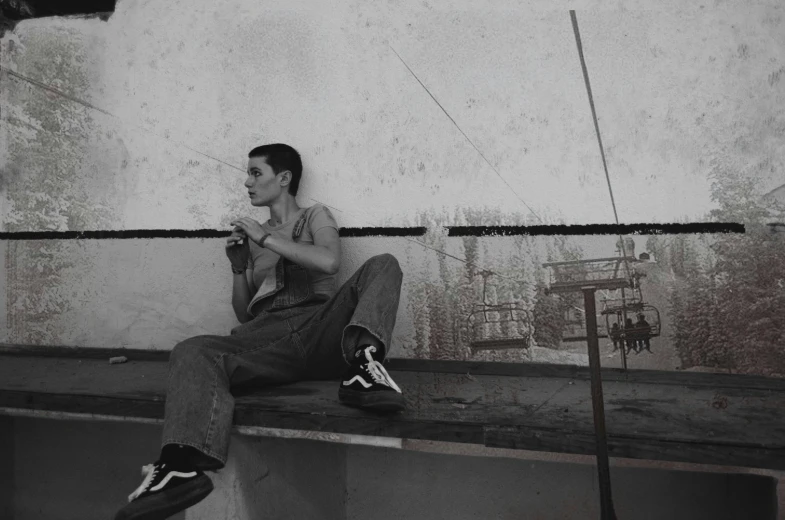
<box><xmin>338</xmin><ymin>388</ymin><xmax>406</xmax><ymax>412</ymax></box>
<box><xmin>115</xmin><ymin>474</ymin><xmax>214</xmax><ymax>520</ymax></box>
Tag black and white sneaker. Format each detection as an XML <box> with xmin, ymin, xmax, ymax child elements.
<box><xmin>114</xmin><ymin>460</ymin><xmax>213</xmax><ymax>520</ymax></box>
<box><xmin>338</xmin><ymin>345</ymin><xmax>405</xmax><ymax>412</ymax></box>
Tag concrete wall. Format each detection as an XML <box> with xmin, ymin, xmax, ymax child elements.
<box><xmin>1</xmin><ymin>415</ymin><xmax>778</xmax><ymax>520</ymax></box>
<box><xmin>0</xmin><ymin>416</ymin><xmax>13</xmax><ymax>520</ymax></box>
<box><xmin>1</xmin><ymin>1</ymin><xmax>784</xmax><ymax>364</ymax></box>
<box><xmin>346</xmin><ymin>445</ymin><xmax>778</xmax><ymax>520</ymax></box>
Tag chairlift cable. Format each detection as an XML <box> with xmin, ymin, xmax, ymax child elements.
<box><xmin>388</xmin><ymin>46</ymin><xmax>545</xmax><ymax>224</ymax></box>
<box><xmin>569</xmin><ymin>11</ymin><xmax>620</xmax><ymax>520</ymax></box>
<box><xmin>403</xmin><ymin>237</ymin><xmax>534</xmax><ymax>286</ymax></box>
<box><xmin>0</xmin><ymin>66</ymin><xmax>247</xmax><ymax>174</ymax></box>
<box><xmin>567</xmin><ymin>13</ymin><xmax>633</xmax><ymax>285</ymax></box>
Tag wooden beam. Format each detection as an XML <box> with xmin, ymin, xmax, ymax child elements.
<box><xmin>2</xmin><ymin>344</ymin><xmax>784</xmax><ymax>390</ymax></box>
<box><xmin>1</xmin><ymin>352</ymin><xmax>784</xmax><ymax>470</ymax></box>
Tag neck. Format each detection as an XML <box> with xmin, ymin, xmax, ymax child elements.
<box><xmin>267</xmin><ymin>196</ymin><xmax>301</xmax><ymax>226</ymax></box>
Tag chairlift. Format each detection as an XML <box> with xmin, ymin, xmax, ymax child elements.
<box><xmin>599</xmin><ymin>250</ymin><xmax>661</xmax><ymax>353</ymax></box>
<box><xmin>544</xmin><ymin>256</ymin><xmax>634</xmax><ymax>342</ymax></box>
<box><xmin>465</xmin><ymin>270</ymin><xmax>530</xmax><ymax>353</ymax></box>
<box><xmin>602</xmin><ymin>302</ymin><xmax>661</xmax><ymax>354</ymax></box>
<box><xmin>543</xmin><ymin>250</ymin><xmax>662</xmax><ymax>350</ymax></box>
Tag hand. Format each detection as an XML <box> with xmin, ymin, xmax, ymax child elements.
<box><xmin>230</xmin><ymin>217</ymin><xmax>266</xmax><ymax>246</ymax></box>
<box><xmin>225</xmin><ymin>225</ymin><xmax>250</xmax><ymax>270</ymax></box>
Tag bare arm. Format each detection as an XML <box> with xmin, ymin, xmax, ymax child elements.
<box><xmin>262</xmin><ymin>226</ymin><xmax>341</xmax><ymax>275</ymax></box>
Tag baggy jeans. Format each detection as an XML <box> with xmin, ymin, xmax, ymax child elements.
<box><xmin>160</xmin><ymin>253</ymin><xmax>403</xmax><ymax>469</ymax></box>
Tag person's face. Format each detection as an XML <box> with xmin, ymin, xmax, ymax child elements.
<box><xmin>245</xmin><ymin>156</ymin><xmax>289</xmax><ymax>206</ymax></box>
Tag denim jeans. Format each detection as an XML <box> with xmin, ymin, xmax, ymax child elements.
<box><xmin>160</xmin><ymin>253</ymin><xmax>403</xmax><ymax>469</ymax></box>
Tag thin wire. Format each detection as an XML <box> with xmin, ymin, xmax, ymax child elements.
<box><xmin>405</xmin><ymin>237</ymin><xmax>533</xmax><ymax>285</ymax></box>
<box><xmin>308</xmin><ymin>199</ymin><xmax>533</xmax><ymax>286</ymax></box>
<box><xmin>389</xmin><ymin>46</ymin><xmax>544</xmax><ymax>224</ymax></box>
<box><xmin>569</xmin><ymin>12</ymin><xmax>632</xmax><ymax>281</ymax></box>
<box><xmin>0</xmin><ymin>66</ymin><xmax>246</xmax><ymax>173</ymax></box>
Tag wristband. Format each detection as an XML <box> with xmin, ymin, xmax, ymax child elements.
<box><xmin>231</xmin><ymin>265</ymin><xmax>245</xmax><ymax>275</ymax></box>
<box><xmin>258</xmin><ymin>233</ymin><xmax>271</xmax><ymax>248</ymax></box>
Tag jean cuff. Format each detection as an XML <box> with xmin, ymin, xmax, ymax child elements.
<box><xmin>340</xmin><ymin>321</ymin><xmax>387</xmax><ymax>365</ymax></box>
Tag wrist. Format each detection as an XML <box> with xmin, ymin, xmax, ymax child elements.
<box><xmin>257</xmin><ymin>233</ymin><xmax>271</xmax><ymax>248</ymax></box>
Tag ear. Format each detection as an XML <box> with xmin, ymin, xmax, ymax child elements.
<box><xmin>278</xmin><ymin>170</ymin><xmax>292</xmax><ymax>187</ymax></box>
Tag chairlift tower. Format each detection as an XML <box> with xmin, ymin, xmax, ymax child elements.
<box><xmin>542</xmin><ymin>256</ymin><xmax>636</xmax><ymax>520</ymax></box>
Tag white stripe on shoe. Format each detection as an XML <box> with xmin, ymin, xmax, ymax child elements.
<box><xmin>361</xmin><ymin>348</ymin><xmax>402</xmax><ymax>393</ymax></box>
<box><xmin>342</xmin><ymin>376</ymin><xmax>373</xmax><ymax>388</ymax></box>
<box><xmin>128</xmin><ymin>464</ymin><xmax>157</xmax><ymax>502</ymax></box>
<box><xmin>150</xmin><ymin>470</ymin><xmax>199</xmax><ymax>492</ymax></box>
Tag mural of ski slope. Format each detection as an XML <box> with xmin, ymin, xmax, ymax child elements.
<box><xmin>1</xmin><ymin>1</ymin><xmax>783</xmax><ymax>375</ymax></box>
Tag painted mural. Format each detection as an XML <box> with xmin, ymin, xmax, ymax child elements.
<box><xmin>1</xmin><ymin>2</ymin><xmax>784</xmax><ymax>379</ymax></box>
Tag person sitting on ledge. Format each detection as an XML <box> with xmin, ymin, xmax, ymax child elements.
<box><xmin>115</xmin><ymin>143</ymin><xmax>405</xmax><ymax>520</ymax></box>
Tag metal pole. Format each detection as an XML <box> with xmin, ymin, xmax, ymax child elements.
<box><xmin>619</xmin><ymin>288</ymin><xmax>628</xmax><ymax>370</ymax></box>
<box><xmin>583</xmin><ymin>288</ymin><xmax>618</xmax><ymax>520</ymax></box>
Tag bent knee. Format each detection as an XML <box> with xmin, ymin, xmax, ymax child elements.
<box><xmin>170</xmin><ymin>336</ymin><xmax>214</xmax><ymax>361</ymax></box>
<box><xmin>370</xmin><ymin>253</ymin><xmax>402</xmax><ymax>274</ymax></box>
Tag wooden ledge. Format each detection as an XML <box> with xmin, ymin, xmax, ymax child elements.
<box><xmin>2</xmin><ymin>343</ymin><xmax>783</xmax><ymax>390</ymax></box>
<box><xmin>1</xmin><ymin>345</ymin><xmax>784</xmax><ymax>470</ymax></box>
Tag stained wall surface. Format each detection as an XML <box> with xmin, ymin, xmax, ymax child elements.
<box><xmin>1</xmin><ymin>1</ymin><xmax>783</xmax><ymax>364</ymax></box>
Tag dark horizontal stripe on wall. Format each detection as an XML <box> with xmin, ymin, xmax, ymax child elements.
<box><xmin>0</xmin><ymin>227</ymin><xmax>428</xmax><ymax>240</ymax></box>
<box><xmin>446</xmin><ymin>222</ymin><xmax>745</xmax><ymax>237</ymax></box>
<box><xmin>339</xmin><ymin>227</ymin><xmax>426</xmax><ymax>237</ymax></box>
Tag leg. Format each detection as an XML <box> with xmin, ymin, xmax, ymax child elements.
<box><xmin>295</xmin><ymin>254</ymin><xmax>405</xmax><ymax>411</ymax></box>
<box><xmin>116</xmin><ymin>309</ymin><xmax>310</xmax><ymax>520</ymax></box>
<box><xmin>297</xmin><ymin>253</ymin><xmax>403</xmax><ymax>374</ymax></box>
<box><xmin>162</xmin><ymin>312</ymin><xmax>309</xmax><ymax>468</ymax></box>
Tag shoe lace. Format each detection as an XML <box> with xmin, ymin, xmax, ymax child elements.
<box><xmin>128</xmin><ymin>463</ymin><xmax>161</xmax><ymax>502</ymax></box>
<box><xmin>361</xmin><ymin>346</ymin><xmax>402</xmax><ymax>393</ymax></box>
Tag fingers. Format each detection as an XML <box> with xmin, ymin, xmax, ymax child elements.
<box><xmin>226</xmin><ymin>236</ymin><xmax>244</xmax><ymax>248</ymax></box>
<box><xmin>228</xmin><ymin>220</ymin><xmax>253</xmax><ymax>249</ymax></box>
<box><xmin>226</xmin><ymin>231</ymin><xmax>247</xmax><ymax>248</ymax></box>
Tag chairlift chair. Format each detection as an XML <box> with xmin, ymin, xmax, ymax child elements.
<box><xmin>465</xmin><ymin>270</ymin><xmax>530</xmax><ymax>353</ymax></box>
<box><xmin>602</xmin><ymin>303</ymin><xmax>661</xmax><ymax>347</ymax></box>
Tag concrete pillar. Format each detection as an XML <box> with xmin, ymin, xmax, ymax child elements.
<box><xmin>0</xmin><ymin>415</ymin><xmax>14</xmax><ymax>519</ymax></box>
<box><xmin>186</xmin><ymin>435</ymin><xmax>348</xmax><ymax>520</ymax></box>
<box><xmin>2</xmin><ymin>415</ymin><xmax>779</xmax><ymax>520</ymax></box>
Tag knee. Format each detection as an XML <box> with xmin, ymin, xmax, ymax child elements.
<box><xmin>170</xmin><ymin>336</ymin><xmax>212</xmax><ymax>364</ymax></box>
<box><xmin>369</xmin><ymin>253</ymin><xmax>402</xmax><ymax>276</ymax></box>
